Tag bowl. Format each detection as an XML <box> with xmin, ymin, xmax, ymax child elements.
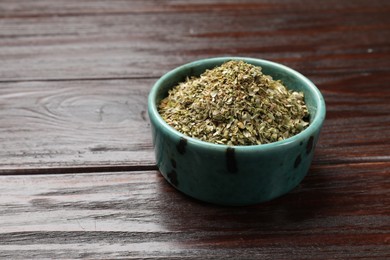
<box><xmin>148</xmin><ymin>57</ymin><xmax>326</xmax><ymax>206</ymax></box>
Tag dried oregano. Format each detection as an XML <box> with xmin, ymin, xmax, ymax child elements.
<box><xmin>158</xmin><ymin>60</ymin><xmax>309</xmax><ymax>146</ymax></box>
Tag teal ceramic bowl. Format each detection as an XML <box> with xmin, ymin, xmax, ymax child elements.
<box><xmin>148</xmin><ymin>57</ymin><xmax>326</xmax><ymax>206</ymax></box>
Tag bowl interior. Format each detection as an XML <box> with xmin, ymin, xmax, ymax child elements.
<box><xmin>150</xmin><ymin>57</ymin><xmax>325</xmax><ymax>149</ymax></box>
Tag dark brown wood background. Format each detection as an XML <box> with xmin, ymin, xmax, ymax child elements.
<box><xmin>1</xmin><ymin>0</ymin><xmax>389</xmax><ymax>258</ymax></box>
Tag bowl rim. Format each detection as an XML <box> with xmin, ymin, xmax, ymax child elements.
<box><xmin>148</xmin><ymin>56</ymin><xmax>326</xmax><ymax>152</ymax></box>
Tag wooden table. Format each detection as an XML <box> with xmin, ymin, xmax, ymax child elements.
<box><xmin>1</xmin><ymin>1</ymin><xmax>389</xmax><ymax>258</ymax></box>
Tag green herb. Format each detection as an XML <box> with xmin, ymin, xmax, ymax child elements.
<box><xmin>158</xmin><ymin>60</ymin><xmax>309</xmax><ymax>146</ymax></box>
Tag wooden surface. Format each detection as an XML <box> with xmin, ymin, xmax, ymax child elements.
<box><xmin>0</xmin><ymin>0</ymin><xmax>389</xmax><ymax>258</ymax></box>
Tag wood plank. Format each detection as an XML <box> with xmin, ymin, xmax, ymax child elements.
<box><xmin>314</xmin><ymin>71</ymin><xmax>390</xmax><ymax>164</ymax></box>
<box><xmin>0</xmin><ymin>1</ymin><xmax>389</xmax><ymax>81</ymax></box>
<box><xmin>0</xmin><ymin>164</ymin><xmax>389</xmax><ymax>258</ymax></box>
<box><xmin>1</xmin><ymin>0</ymin><xmax>388</xmax><ymax>17</ymax></box>
<box><xmin>0</xmin><ymin>74</ymin><xmax>389</xmax><ymax>172</ymax></box>
<box><xmin>0</xmin><ymin>79</ymin><xmax>155</xmax><ymax>172</ymax></box>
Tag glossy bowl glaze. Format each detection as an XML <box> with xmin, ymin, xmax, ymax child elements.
<box><xmin>148</xmin><ymin>57</ymin><xmax>326</xmax><ymax>206</ymax></box>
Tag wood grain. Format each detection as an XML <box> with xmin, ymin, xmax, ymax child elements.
<box><xmin>1</xmin><ymin>165</ymin><xmax>389</xmax><ymax>259</ymax></box>
<box><xmin>1</xmin><ymin>0</ymin><xmax>388</xmax><ymax>17</ymax></box>
<box><xmin>0</xmin><ymin>79</ymin><xmax>155</xmax><ymax>172</ymax></box>
<box><xmin>0</xmin><ymin>1</ymin><xmax>389</xmax><ymax>81</ymax></box>
<box><xmin>0</xmin><ymin>1</ymin><xmax>389</xmax><ymax>258</ymax></box>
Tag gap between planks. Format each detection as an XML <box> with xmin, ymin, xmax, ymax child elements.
<box><xmin>1</xmin><ymin>160</ymin><xmax>389</xmax><ymax>176</ymax></box>
<box><xmin>0</xmin><ymin>165</ymin><xmax>158</xmax><ymax>176</ymax></box>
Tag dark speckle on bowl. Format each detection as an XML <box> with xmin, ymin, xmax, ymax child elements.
<box><xmin>171</xmin><ymin>158</ymin><xmax>177</xmax><ymax>169</ymax></box>
<box><xmin>167</xmin><ymin>170</ymin><xmax>179</xmax><ymax>187</ymax></box>
<box><xmin>176</xmin><ymin>137</ymin><xmax>187</xmax><ymax>155</ymax></box>
<box><xmin>306</xmin><ymin>136</ymin><xmax>314</xmax><ymax>154</ymax></box>
<box><xmin>294</xmin><ymin>154</ymin><xmax>302</xmax><ymax>168</ymax></box>
<box><xmin>226</xmin><ymin>147</ymin><xmax>238</xmax><ymax>173</ymax></box>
